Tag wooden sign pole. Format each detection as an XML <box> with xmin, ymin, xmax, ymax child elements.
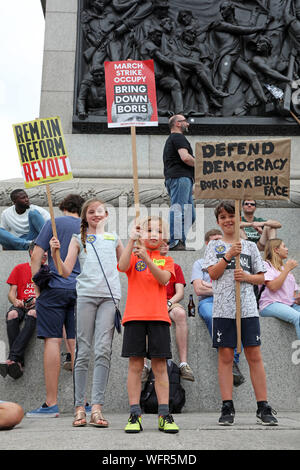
<box><xmin>235</xmin><ymin>199</ymin><xmax>242</xmax><ymax>354</ymax></box>
<box><xmin>131</xmin><ymin>126</ymin><xmax>140</xmax><ymax>220</ymax></box>
<box><xmin>45</xmin><ymin>184</ymin><xmax>63</xmax><ymax>275</ymax></box>
<box><xmin>290</xmin><ymin>110</ymin><xmax>300</xmax><ymax>126</ymax></box>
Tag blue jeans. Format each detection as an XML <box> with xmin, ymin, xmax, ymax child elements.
<box><xmin>260</xmin><ymin>302</ymin><xmax>300</xmax><ymax>339</ymax></box>
<box><xmin>198</xmin><ymin>297</ymin><xmax>241</xmax><ymax>363</ymax></box>
<box><xmin>165</xmin><ymin>177</ymin><xmax>195</xmax><ymax>247</ymax></box>
<box><xmin>0</xmin><ymin>209</ymin><xmax>45</xmax><ymax>250</ymax></box>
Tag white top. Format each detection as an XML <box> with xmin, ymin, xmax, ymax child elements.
<box><xmin>0</xmin><ymin>205</ymin><xmax>50</xmax><ymax>237</ymax></box>
<box><xmin>73</xmin><ymin>232</ymin><xmax>121</xmax><ymax>300</ymax></box>
<box><xmin>202</xmin><ymin>239</ymin><xmax>266</xmax><ymax>319</ymax></box>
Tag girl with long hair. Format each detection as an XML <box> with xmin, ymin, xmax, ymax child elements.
<box><xmin>259</xmin><ymin>239</ymin><xmax>300</xmax><ymax>339</ymax></box>
<box><xmin>50</xmin><ymin>198</ymin><xmax>123</xmax><ymax>428</ymax></box>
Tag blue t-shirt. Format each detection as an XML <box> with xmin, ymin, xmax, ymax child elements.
<box><xmin>35</xmin><ymin>216</ymin><xmax>81</xmax><ymax>289</ymax></box>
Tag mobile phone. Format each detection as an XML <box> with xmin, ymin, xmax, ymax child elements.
<box><xmin>24</xmin><ymin>296</ymin><xmax>34</xmax><ymax>306</ymax></box>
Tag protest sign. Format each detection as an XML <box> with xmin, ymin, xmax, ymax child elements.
<box><xmin>12</xmin><ymin>116</ymin><xmax>72</xmax><ymax>189</ymax></box>
<box><xmin>104</xmin><ymin>59</ymin><xmax>158</xmax><ymax>128</ymax></box>
<box><xmin>195</xmin><ymin>138</ymin><xmax>291</xmax><ymax>352</ymax></box>
<box><xmin>105</xmin><ymin>59</ymin><xmax>158</xmax><ymax>219</ymax></box>
<box><xmin>195</xmin><ymin>138</ymin><xmax>291</xmax><ymax>201</ymax></box>
<box><xmin>12</xmin><ymin>116</ymin><xmax>71</xmax><ymax>274</ymax></box>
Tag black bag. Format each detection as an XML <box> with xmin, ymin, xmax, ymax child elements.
<box><xmin>140</xmin><ymin>360</ymin><xmax>186</xmax><ymax>414</ymax></box>
<box><xmin>254</xmin><ymin>284</ymin><xmax>266</xmax><ymax>308</ymax></box>
<box><xmin>32</xmin><ymin>265</ymin><xmax>53</xmax><ymax>291</ymax></box>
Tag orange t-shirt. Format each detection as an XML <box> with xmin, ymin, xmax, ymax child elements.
<box><xmin>118</xmin><ymin>250</ymin><xmax>175</xmax><ymax>325</ymax></box>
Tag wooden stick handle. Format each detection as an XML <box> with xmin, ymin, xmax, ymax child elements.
<box><xmin>235</xmin><ymin>200</ymin><xmax>242</xmax><ymax>354</ymax></box>
<box><xmin>46</xmin><ymin>184</ymin><xmax>63</xmax><ymax>275</ymax></box>
<box><xmin>131</xmin><ymin>126</ymin><xmax>140</xmax><ymax>220</ymax></box>
<box><xmin>290</xmin><ymin>110</ymin><xmax>300</xmax><ymax>126</ymax></box>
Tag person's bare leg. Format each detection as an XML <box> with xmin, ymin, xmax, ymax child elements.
<box><xmin>127</xmin><ymin>357</ymin><xmax>144</xmax><ymax>405</ymax></box>
<box><xmin>44</xmin><ymin>337</ymin><xmax>62</xmax><ymax>406</ymax></box>
<box><xmin>0</xmin><ymin>402</ymin><xmax>24</xmax><ymax>429</ymax></box>
<box><xmin>169</xmin><ymin>306</ymin><xmax>188</xmax><ymax>363</ymax></box>
<box><xmin>257</xmin><ymin>226</ymin><xmax>277</xmax><ymax>251</ymax></box>
<box><xmin>218</xmin><ymin>348</ymin><xmax>234</xmax><ymax>400</ymax></box>
<box><xmin>244</xmin><ymin>346</ymin><xmax>267</xmax><ymax>401</ymax></box>
<box><xmin>151</xmin><ymin>358</ymin><xmax>169</xmax><ymax>405</ymax></box>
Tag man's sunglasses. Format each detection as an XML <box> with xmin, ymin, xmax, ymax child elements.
<box><xmin>243</xmin><ymin>202</ymin><xmax>256</xmax><ymax>206</ymax></box>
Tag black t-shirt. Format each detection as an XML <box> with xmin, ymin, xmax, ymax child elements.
<box><xmin>163</xmin><ymin>133</ymin><xmax>194</xmax><ymax>180</ymax></box>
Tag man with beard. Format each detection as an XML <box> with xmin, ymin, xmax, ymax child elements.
<box><xmin>163</xmin><ymin>115</ymin><xmax>195</xmax><ymax>251</ymax></box>
<box><xmin>0</xmin><ymin>189</ymin><xmax>50</xmax><ymax>251</ymax></box>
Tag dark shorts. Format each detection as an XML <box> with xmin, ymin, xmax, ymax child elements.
<box><xmin>36</xmin><ymin>287</ymin><xmax>76</xmax><ymax>339</ymax></box>
<box><xmin>121</xmin><ymin>321</ymin><xmax>172</xmax><ymax>359</ymax></box>
<box><xmin>212</xmin><ymin>317</ymin><xmax>261</xmax><ymax>349</ymax></box>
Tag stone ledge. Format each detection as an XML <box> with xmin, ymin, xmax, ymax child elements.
<box><xmin>1</xmin><ymin>178</ymin><xmax>300</xmax><ymax>207</ymax></box>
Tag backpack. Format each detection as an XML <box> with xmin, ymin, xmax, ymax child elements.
<box><xmin>140</xmin><ymin>360</ymin><xmax>186</xmax><ymax>414</ymax></box>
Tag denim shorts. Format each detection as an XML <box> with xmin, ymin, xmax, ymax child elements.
<box><xmin>121</xmin><ymin>321</ymin><xmax>172</xmax><ymax>359</ymax></box>
<box><xmin>36</xmin><ymin>287</ymin><xmax>76</xmax><ymax>339</ymax></box>
<box><xmin>212</xmin><ymin>317</ymin><xmax>261</xmax><ymax>349</ymax></box>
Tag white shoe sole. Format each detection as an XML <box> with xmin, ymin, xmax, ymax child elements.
<box><xmin>256</xmin><ymin>418</ymin><xmax>278</xmax><ymax>426</ymax></box>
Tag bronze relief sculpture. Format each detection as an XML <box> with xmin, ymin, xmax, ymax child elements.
<box><xmin>74</xmin><ymin>0</ymin><xmax>300</xmax><ymax>134</ymax></box>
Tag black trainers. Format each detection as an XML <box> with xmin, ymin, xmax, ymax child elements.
<box><xmin>232</xmin><ymin>362</ymin><xmax>245</xmax><ymax>387</ymax></box>
<box><xmin>219</xmin><ymin>401</ymin><xmax>235</xmax><ymax>426</ymax></box>
<box><xmin>256</xmin><ymin>403</ymin><xmax>278</xmax><ymax>426</ymax></box>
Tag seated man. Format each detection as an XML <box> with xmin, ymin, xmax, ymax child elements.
<box><xmin>0</xmin><ymin>242</ymin><xmax>47</xmax><ymax>380</ymax></box>
<box><xmin>0</xmin><ymin>401</ymin><xmax>24</xmax><ymax>430</ymax></box>
<box><xmin>191</xmin><ymin>229</ymin><xmax>245</xmax><ymax>386</ymax></box>
<box><xmin>0</xmin><ymin>189</ymin><xmax>50</xmax><ymax>250</ymax></box>
<box><xmin>240</xmin><ymin>200</ymin><xmax>281</xmax><ymax>251</ymax></box>
<box><xmin>142</xmin><ymin>242</ymin><xmax>195</xmax><ymax>382</ymax></box>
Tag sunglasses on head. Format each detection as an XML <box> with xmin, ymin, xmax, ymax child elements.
<box><xmin>243</xmin><ymin>202</ymin><xmax>256</xmax><ymax>206</ymax></box>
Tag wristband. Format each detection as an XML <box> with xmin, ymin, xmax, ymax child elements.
<box><xmin>222</xmin><ymin>256</ymin><xmax>230</xmax><ymax>264</ymax></box>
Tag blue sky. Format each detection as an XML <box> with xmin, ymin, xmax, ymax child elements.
<box><xmin>0</xmin><ymin>1</ymin><xmax>45</xmax><ymax>181</ymax></box>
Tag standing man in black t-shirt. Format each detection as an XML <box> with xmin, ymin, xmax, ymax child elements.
<box><xmin>163</xmin><ymin>115</ymin><xmax>195</xmax><ymax>250</ymax></box>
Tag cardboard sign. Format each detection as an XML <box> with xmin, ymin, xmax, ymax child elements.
<box><xmin>195</xmin><ymin>138</ymin><xmax>291</xmax><ymax>200</ymax></box>
<box><xmin>12</xmin><ymin>116</ymin><xmax>72</xmax><ymax>188</ymax></box>
<box><xmin>104</xmin><ymin>60</ymin><xmax>158</xmax><ymax>128</ymax></box>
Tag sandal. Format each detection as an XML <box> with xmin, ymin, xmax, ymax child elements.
<box><xmin>89</xmin><ymin>409</ymin><xmax>109</xmax><ymax>428</ymax></box>
<box><xmin>72</xmin><ymin>409</ymin><xmax>87</xmax><ymax>427</ymax></box>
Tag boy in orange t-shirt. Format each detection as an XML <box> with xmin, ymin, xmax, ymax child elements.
<box><xmin>118</xmin><ymin>216</ymin><xmax>179</xmax><ymax>434</ymax></box>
